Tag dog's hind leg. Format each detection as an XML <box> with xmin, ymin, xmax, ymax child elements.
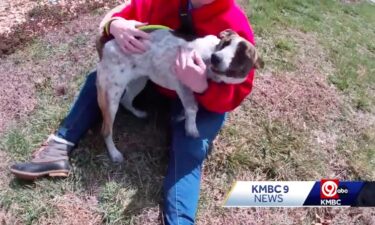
<box><xmin>99</xmin><ymin>85</ymin><xmax>125</xmax><ymax>163</ymax></box>
<box><xmin>120</xmin><ymin>77</ymin><xmax>148</xmax><ymax>118</ymax></box>
<box><xmin>175</xmin><ymin>84</ymin><xmax>200</xmax><ymax>137</ymax></box>
<box><xmin>97</xmin><ymin>69</ymin><xmax>126</xmax><ymax>163</ymax></box>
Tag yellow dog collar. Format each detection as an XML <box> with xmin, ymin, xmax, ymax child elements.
<box><xmin>138</xmin><ymin>25</ymin><xmax>172</xmax><ymax>31</ymax></box>
<box><xmin>104</xmin><ymin>18</ymin><xmax>171</xmax><ymax>36</ymax></box>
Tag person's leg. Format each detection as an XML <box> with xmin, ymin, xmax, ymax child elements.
<box><xmin>56</xmin><ymin>70</ymin><xmax>102</xmax><ymax>144</ymax></box>
<box><xmin>163</xmin><ymin>100</ymin><xmax>226</xmax><ymax>225</ymax></box>
<box><xmin>10</xmin><ymin>71</ymin><xmax>102</xmax><ymax>179</ymax></box>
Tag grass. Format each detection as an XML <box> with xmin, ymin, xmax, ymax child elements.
<box><xmin>1</xmin><ymin>0</ymin><xmax>375</xmax><ymax>224</ymax></box>
<box><xmin>248</xmin><ymin>0</ymin><xmax>375</xmax><ymax>111</ymax></box>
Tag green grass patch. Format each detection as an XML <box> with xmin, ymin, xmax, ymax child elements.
<box><xmin>1</xmin><ymin>92</ymin><xmax>69</xmax><ymax>161</ymax></box>
<box><xmin>28</xmin><ymin>39</ymin><xmax>70</xmax><ymax>61</ymax></box>
<box><xmin>336</xmin><ymin>126</ymin><xmax>375</xmax><ymax>180</ymax></box>
<box><xmin>0</xmin><ymin>178</ymin><xmax>68</xmax><ymax>225</ymax></box>
<box><xmin>99</xmin><ymin>181</ymin><xmax>131</xmax><ymax>224</ymax></box>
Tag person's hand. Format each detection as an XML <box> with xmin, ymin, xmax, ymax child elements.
<box><xmin>173</xmin><ymin>47</ymin><xmax>208</xmax><ymax>93</ymax></box>
<box><xmin>110</xmin><ymin>18</ymin><xmax>151</xmax><ymax>54</ymax></box>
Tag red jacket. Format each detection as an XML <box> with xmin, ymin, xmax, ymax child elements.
<box><xmin>113</xmin><ymin>0</ymin><xmax>255</xmax><ymax>113</ymax></box>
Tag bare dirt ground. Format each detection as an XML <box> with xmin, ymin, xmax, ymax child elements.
<box><xmin>0</xmin><ymin>0</ymin><xmax>36</xmax><ymax>35</ymax></box>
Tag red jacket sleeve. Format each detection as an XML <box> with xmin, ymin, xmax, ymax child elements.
<box><xmin>112</xmin><ymin>0</ymin><xmax>152</xmax><ymax>22</ymax></box>
<box><xmin>195</xmin><ymin>21</ymin><xmax>256</xmax><ymax>113</ymax></box>
<box><xmin>112</xmin><ymin>1</ymin><xmax>137</xmax><ymax>20</ymax></box>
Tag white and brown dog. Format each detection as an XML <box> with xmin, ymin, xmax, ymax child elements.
<box><xmin>96</xmin><ymin>28</ymin><xmax>263</xmax><ymax>163</ymax></box>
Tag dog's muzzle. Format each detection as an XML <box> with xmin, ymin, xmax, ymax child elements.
<box><xmin>211</xmin><ymin>53</ymin><xmax>222</xmax><ymax>65</ymax></box>
<box><xmin>210</xmin><ymin>53</ymin><xmax>227</xmax><ymax>75</ymax></box>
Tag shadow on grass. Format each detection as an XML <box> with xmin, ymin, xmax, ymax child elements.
<box><xmin>75</xmin><ymin>85</ymin><xmax>172</xmax><ymax>222</ymax></box>
<box><xmin>7</xmin><ymin>84</ymin><xmax>172</xmax><ymax>223</ymax></box>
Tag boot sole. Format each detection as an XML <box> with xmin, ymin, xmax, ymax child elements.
<box><xmin>10</xmin><ymin>168</ymin><xmax>70</xmax><ymax>180</ymax></box>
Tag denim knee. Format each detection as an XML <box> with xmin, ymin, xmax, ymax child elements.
<box><xmin>173</xmin><ymin>134</ymin><xmax>210</xmax><ymax>163</ymax></box>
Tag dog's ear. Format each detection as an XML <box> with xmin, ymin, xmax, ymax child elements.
<box><xmin>219</xmin><ymin>29</ymin><xmax>237</xmax><ymax>39</ymax></box>
<box><xmin>254</xmin><ymin>56</ymin><xmax>264</xmax><ymax>69</ymax></box>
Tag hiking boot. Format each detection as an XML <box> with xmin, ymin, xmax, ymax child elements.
<box><xmin>9</xmin><ymin>134</ymin><xmax>74</xmax><ymax>180</ymax></box>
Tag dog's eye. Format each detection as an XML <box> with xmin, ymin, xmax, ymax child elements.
<box><xmin>217</xmin><ymin>39</ymin><xmax>231</xmax><ymax>50</ymax></box>
<box><xmin>221</xmin><ymin>40</ymin><xmax>231</xmax><ymax>49</ymax></box>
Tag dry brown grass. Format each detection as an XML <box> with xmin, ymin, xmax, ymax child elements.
<box><xmin>196</xmin><ymin>207</ymin><xmax>375</xmax><ymax>225</ymax></box>
<box><xmin>0</xmin><ymin>0</ymin><xmax>36</xmax><ymax>35</ymax></box>
<box><xmin>36</xmin><ymin>193</ymin><xmax>102</xmax><ymax>225</ymax></box>
<box><xmin>0</xmin><ymin>208</ymin><xmax>22</xmax><ymax>225</ymax></box>
<box><xmin>0</xmin><ymin>64</ymin><xmax>36</xmax><ymax>135</ymax></box>
<box><xmin>132</xmin><ymin>207</ymin><xmax>161</xmax><ymax>225</ymax></box>
<box><xmin>0</xmin><ymin>0</ymin><xmax>123</xmax><ymax>56</ymax></box>
<box><xmin>0</xmin><ymin>13</ymin><xmax>101</xmax><ymax>135</ymax></box>
<box><xmin>250</xmin><ymin>30</ymin><xmax>342</xmax><ymax>128</ymax></box>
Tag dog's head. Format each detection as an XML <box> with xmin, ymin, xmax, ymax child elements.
<box><xmin>210</xmin><ymin>29</ymin><xmax>264</xmax><ymax>84</ymax></box>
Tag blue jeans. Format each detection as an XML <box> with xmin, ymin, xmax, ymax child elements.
<box><xmin>57</xmin><ymin>71</ymin><xmax>226</xmax><ymax>225</ymax></box>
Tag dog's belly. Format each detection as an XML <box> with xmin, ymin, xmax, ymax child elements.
<box><xmin>148</xmin><ymin>73</ymin><xmax>179</xmax><ymax>91</ymax></box>
<box><xmin>148</xmin><ymin>52</ymin><xmax>180</xmax><ymax>90</ymax></box>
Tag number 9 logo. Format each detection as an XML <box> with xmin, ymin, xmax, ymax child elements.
<box><xmin>322</xmin><ymin>181</ymin><xmax>338</xmax><ymax>197</ymax></box>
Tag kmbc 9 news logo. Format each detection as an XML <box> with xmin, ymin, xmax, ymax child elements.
<box><xmin>320</xmin><ymin>179</ymin><xmax>349</xmax><ymax>206</ymax></box>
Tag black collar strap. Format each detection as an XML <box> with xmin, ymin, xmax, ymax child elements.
<box><xmin>177</xmin><ymin>0</ymin><xmax>195</xmax><ymax>35</ymax></box>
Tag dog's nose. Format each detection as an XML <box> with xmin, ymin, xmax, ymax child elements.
<box><xmin>211</xmin><ymin>54</ymin><xmax>222</xmax><ymax>65</ymax></box>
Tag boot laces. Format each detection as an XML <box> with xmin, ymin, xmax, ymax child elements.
<box><xmin>31</xmin><ymin>135</ymin><xmax>68</xmax><ymax>161</ymax></box>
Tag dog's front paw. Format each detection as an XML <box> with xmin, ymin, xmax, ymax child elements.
<box><xmin>185</xmin><ymin>123</ymin><xmax>200</xmax><ymax>138</ymax></box>
<box><xmin>109</xmin><ymin>150</ymin><xmax>124</xmax><ymax>163</ymax></box>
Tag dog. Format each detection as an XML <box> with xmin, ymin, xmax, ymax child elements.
<box><xmin>96</xmin><ymin>28</ymin><xmax>263</xmax><ymax>163</ymax></box>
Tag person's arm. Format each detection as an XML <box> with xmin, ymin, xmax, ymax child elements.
<box><xmin>111</xmin><ymin>1</ymin><xmax>136</xmax><ymax>19</ymax></box>
<box><xmin>101</xmin><ymin>1</ymin><xmax>151</xmax><ymax>54</ymax></box>
<box><xmin>102</xmin><ymin>0</ymin><xmax>137</xmax><ymax>36</ymax></box>
<box><xmin>98</xmin><ymin>1</ymin><xmax>131</xmax><ymax>34</ymax></box>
